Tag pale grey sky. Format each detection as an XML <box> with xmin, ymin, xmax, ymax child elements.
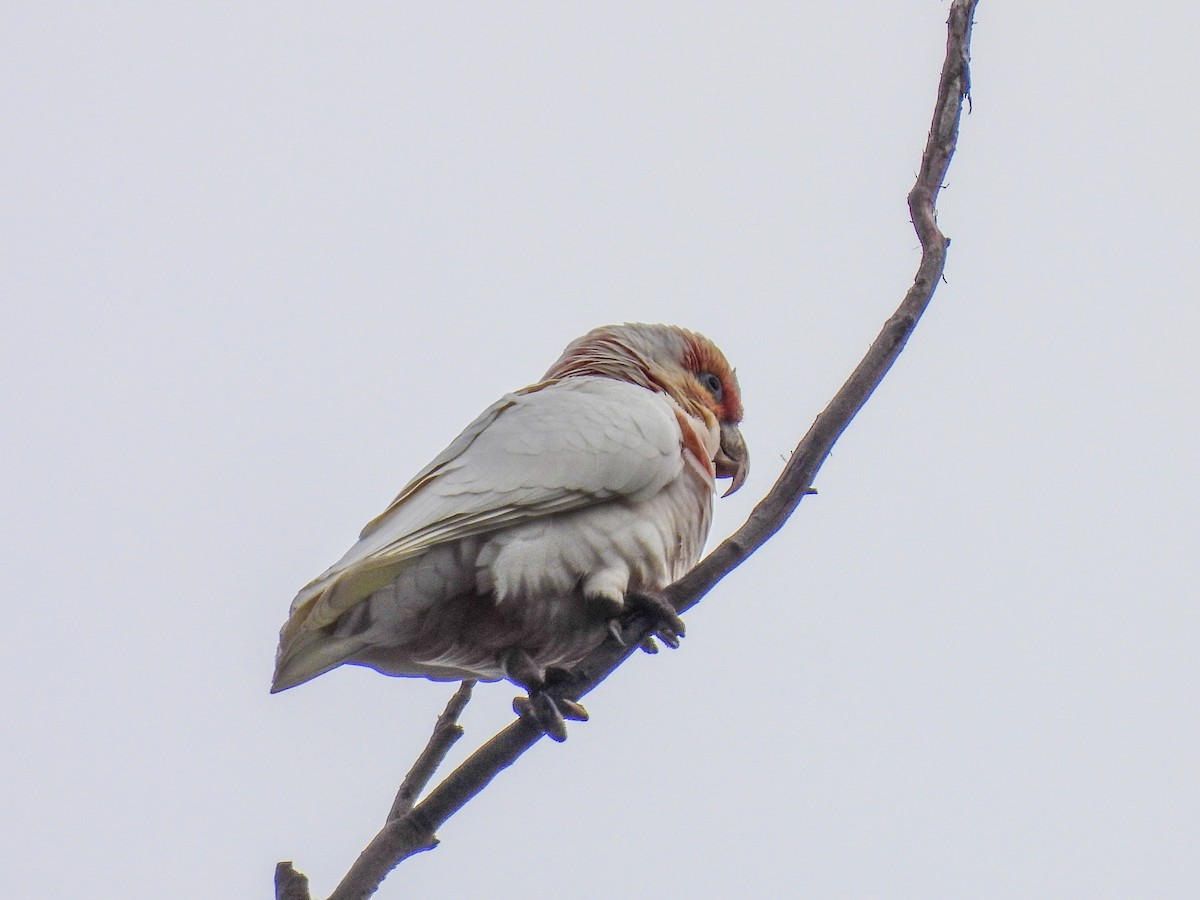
<box><xmin>3</xmin><ymin>3</ymin><xmax>1198</xmax><ymax>898</ymax></box>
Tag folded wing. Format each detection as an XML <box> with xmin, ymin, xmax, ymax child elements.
<box><xmin>272</xmin><ymin>377</ymin><xmax>689</xmax><ymax>684</ymax></box>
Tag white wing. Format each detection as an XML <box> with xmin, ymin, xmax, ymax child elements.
<box><xmin>278</xmin><ymin>376</ymin><xmax>688</xmax><ymax>645</ymax></box>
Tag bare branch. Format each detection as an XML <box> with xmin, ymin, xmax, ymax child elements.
<box><xmin>669</xmin><ymin>0</ymin><xmax>977</xmax><ymax>614</ymax></box>
<box><xmin>274</xmin><ymin>862</ymin><xmax>312</xmax><ymax>900</ymax></box>
<box><xmin>278</xmin><ymin>3</ymin><xmax>979</xmax><ymax>896</ymax></box>
<box><xmin>322</xmin><ymin>682</ymin><xmax>477</xmax><ymax>900</ymax></box>
<box><xmin>386</xmin><ymin>680</ymin><xmax>475</xmax><ymax>822</ymax></box>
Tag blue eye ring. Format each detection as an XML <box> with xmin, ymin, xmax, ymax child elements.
<box><xmin>698</xmin><ymin>372</ymin><xmax>723</xmax><ymax>402</ymax></box>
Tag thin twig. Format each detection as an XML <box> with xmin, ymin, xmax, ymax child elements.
<box><xmin>386</xmin><ymin>680</ymin><xmax>475</xmax><ymax>822</ymax></box>
<box><xmin>277</xmin><ymin>3</ymin><xmax>979</xmax><ymax>897</ymax></box>
<box><xmin>322</xmin><ymin>682</ymin><xmax>477</xmax><ymax>900</ymax></box>
<box><xmin>273</xmin><ymin>683</ymin><xmax>476</xmax><ymax>900</ymax></box>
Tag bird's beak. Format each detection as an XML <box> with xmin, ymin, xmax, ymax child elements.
<box><xmin>714</xmin><ymin>422</ymin><xmax>749</xmax><ymax>497</ymax></box>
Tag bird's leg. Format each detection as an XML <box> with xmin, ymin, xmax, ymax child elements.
<box><xmin>503</xmin><ymin>649</ymin><xmax>589</xmax><ymax>743</ymax></box>
<box><xmin>621</xmin><ymin>590</ymin><xmax>686</xmax><ymax>653</ymax></box>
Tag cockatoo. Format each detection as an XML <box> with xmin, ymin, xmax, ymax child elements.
<box><xmin>271</xmin><ymin>322</ymin><xmax>748</xmax><ymax>739</ymax></box>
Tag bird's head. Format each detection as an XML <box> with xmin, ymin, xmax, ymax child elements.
<box><xmin>545</xmin><ymin>323</ymin><xmax>749</xmax><ymax>496</ymax></box>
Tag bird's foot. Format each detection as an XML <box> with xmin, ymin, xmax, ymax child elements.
<box><xmin>621</xmin><ymin>590</ymin><xmax>686</xmax><ymax>653</ymax></box>
<box><xmin>504</xmin><ymin>651</ymin><xmax>588</xmax><ymax>743</ymax></box>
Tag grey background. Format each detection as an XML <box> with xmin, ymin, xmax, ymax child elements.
<box><xmin>4</xmin><ymin>3</ymin><xmax>1197</xmax><ymax>898</ymax></box>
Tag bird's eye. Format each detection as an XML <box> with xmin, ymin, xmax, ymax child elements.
<box><xmin>698</xmin><ymin>372</ymin><xmax>724</xmax><ymax>401</ymax></box>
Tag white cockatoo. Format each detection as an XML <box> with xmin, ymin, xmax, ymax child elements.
<box><xmin>272</xmin><ymin>323</ymin><xmax>748</xmax><ymax>739</ymax></box>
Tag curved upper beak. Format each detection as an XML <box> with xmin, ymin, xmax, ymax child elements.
<box><xmin>714</xmin><ymin>422</ymin><xmax>749</xmax><ymax>497</ymax></box>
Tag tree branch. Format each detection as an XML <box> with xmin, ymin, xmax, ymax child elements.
<box><xmin>275</xmin><ymin>862</ymin><xmax>311</xmax><ymax>900</ymax></box>
<box><xmin>322</xmin><ymin>682</ymin><xmax>476</xmax><ymax>900</ymax></box>
<box><xmin>670</xmin><ymin>0</ymin><xmax>976</xmax><ymax>614</ymax></box>
<box><xmin>276</xmin><ymin>2</ymin><xmax>979</xmax><ymax>896</ymax></box>
<box><xmin>385</xmin><ymin>680</ymin><xmax>475</xmax><ymax>822</ymax></box>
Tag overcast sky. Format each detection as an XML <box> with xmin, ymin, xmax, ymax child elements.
<box><xmin>4</xmin><ymin>3</ymin><xmax>1198</xmax><ymax>898</ymax></box>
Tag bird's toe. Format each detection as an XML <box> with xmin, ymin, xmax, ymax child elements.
<box><xmin>505</xmin><ymin>650</ymin><xmax>588</xmax><ymax>742</ymax></box>
<box><xmin>622</xmin><ymin>590</ymin><xmax>686</xmax><ymax>651</ymax></box>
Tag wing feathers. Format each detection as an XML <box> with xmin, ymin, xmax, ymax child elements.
<box><xmin>274</xmin><ymin>377</ymin><xmax>686</xmax><ymax>673</ymax></box>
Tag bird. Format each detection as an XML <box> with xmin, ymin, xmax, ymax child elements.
<box><xmin>271</xmin><ymin>322</ymin><xmax>748</xmax><ymax>740</ymax></box>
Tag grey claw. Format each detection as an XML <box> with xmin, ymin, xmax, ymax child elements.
<box><xmin>557</xmin><ymin>698</ymin><xmax>589</xmax><ymax>722</ymax></box>
<box><xmin>624</xmin><ymin>590</ymin><xmax>686</xmax><ymax>650</ymax></box>
<box><xmin>514</xmin><ymin>694</ymin><xmax>568</xmax><ymax>742</ymax></box>
<box><xmin>505</xmin><ymin>650</ymin><xmax>581</xmax><ymax>741</ymax></box>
